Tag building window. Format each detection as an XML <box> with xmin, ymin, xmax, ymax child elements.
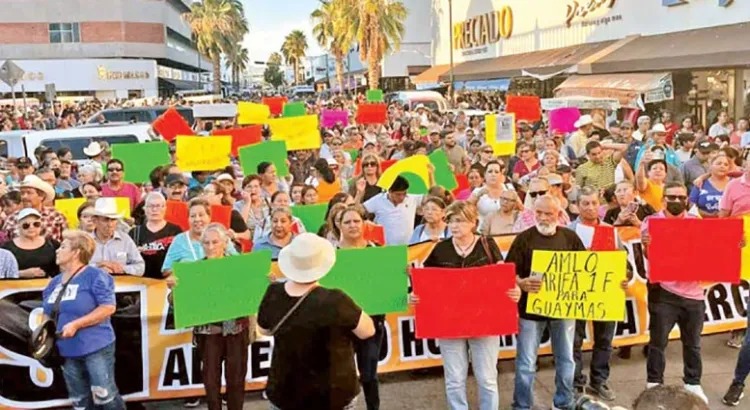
<box><xmin>49</xmin><ymin>23</ymin><xmax>80</xmax><ymax>43</ymax></box>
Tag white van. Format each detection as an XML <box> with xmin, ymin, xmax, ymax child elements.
<box><xmin>0</xmin><ymin>123</ymin><xmax>156</xmax><ymax>165</ymax></box>
<box><xmin>386</xmin><ymin>91</ymin><xmax>449</xmax><ymax>113</ymax></box>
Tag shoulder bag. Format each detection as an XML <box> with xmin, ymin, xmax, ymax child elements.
<box><xmin>268</xmin><ymin>287</ymin><xmax>316</xmax><ymax>337</ymax></box>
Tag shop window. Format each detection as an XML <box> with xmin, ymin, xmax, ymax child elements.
<box><xmin>49</xmin><ymin>23</ymin><xmax>80</xmax><ymax>44</ymax></box>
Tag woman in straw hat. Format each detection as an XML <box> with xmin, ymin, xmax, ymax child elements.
<box><xmin>258</xmin><ymin>233</ymin><xmax>375</xmax><ymax>410</ymax></box>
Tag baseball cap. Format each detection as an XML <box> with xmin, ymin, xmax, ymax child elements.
<box><xmin>697</xmin><ymin>140</ymin><xmax>719</xmax><ymax>153</ymax></box>
<box><xmin>165</xmin><ymin>173</ymin><xmax>187</xmax><ymax>186</ymax></box>
<box><xmin>16</xmin><ymin>157</ymin><xmax>33</xmax><ymax>168</ymax></box>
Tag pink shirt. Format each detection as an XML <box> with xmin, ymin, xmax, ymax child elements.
<box><xmin>101</xmin><ymin>182</ymin><xmax>140</xmax><ymax>211</ymax></box>
<box><xmin>641</xmin><ymin>211</ymin><xmax>703</xmax><ymax>300</ymax></box>
<box><xmin>720</xmin><ymin>174</ymin><xmax>750</xmax><ymax>216</ymax></box>
<box><xmin>512</xmin><ymin>208</ymin><xmax>571</xmax><ymax>233</ymax></box>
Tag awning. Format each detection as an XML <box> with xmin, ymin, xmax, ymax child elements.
<box><xmin>454</xmin><ymin>78</ymin><xmax>510</xmax><ymax>91</ymax></box>
<box><xmin>555</xmin><ymin>72</ymin><xmax>673</xmax><ymax>108</ymax></box>
<box><xmin>412</xmin><ymin>64</ymin><xmax>451</xmax><ymax>85</ymax></box>
<box><xmin>590</xmin><ymin>22</ymin><xmax>750</xmax><ymax>74</ymax></box>
<box><xmin>439</xmin><ymin>41</ymin><xmax>616</xmax><ymax>82</ymax></box>
<box><xmin>541</xmin><ymin>96</ymin><xmax>621</xmax><ymax>111</ymax></box>
<box><xmin>158</xmin><ymin>77</ymin><xmax>204</xmax><ymax>91</ymax></box>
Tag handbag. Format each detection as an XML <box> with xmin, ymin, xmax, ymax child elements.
<box><xmin>268</xmin><ymin>287</ymin><xmax>316</xmax><ymax>337</ymax></box>
<box><xmin>479</xmin><ymin>236</ymin><xmax>496</xmax><ymax>265</ymax></box>
<box><xmin>29</xmin><ymin>269</ymin><xmax>81</xmax><ymax>368</ymax></box>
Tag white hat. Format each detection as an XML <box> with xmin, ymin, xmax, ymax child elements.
<box><xmin>326</xmin><ymin>157</ymin><xmax>338</xmax><ymax>166</ymax></box>
<box><xmin>215</xmin><ymin>173</ymin><xmax>234</xmax><ymax>183</ymax></box>
<box><xmin>17</xmin><ymin>208</ymin><xmax>42</xmax><ymax>221</ymax></box>
<box><xmin>651</xmin><ymin>123</ymin><xmax>667</xmax><ymax>133</ymax></box>
<box><xmin>20</xmin><ymin>175</ymin><xmax>55</xmax><ymax>203</ymax></box>
<box><xmin>415</xmin><ymin>103</ymin><xmax>426</xmax><ymax>110</ymax></box>
<box><xmin>574</xmin><ymin>115</ymin><xmax>593</xmax><ymax>128</ymax></box>
<box><xmin>278</xmin><ymin>233</ymin><xmax>336</xmax><ymax>283</ymax></box>
<box><xmin>92</xmin><ymin>198</ymin><xmax>124</xmax><ymax>219</ymax></box>
<box><xmin>83</xmin><ymin>142</ymin><xmax>103</xmax><ymax>157</ymax></box>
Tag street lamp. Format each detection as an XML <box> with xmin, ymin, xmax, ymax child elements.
<box><xmin>448</xmin><ymin>0</ymin><xmax>455</xmax><ymax>105</ymax></box>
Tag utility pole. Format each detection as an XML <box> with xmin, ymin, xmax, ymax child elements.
<box><xmin>448</xmin><ymin>0</ymin><xmax>455</xmax><ymax>106</ymax></box>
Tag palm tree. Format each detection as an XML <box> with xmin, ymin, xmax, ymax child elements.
<box><xmin>225</xmin><ymin>45</ymin><xmax>250</xmax><ymax>89</ymax></box>
<box><xmin>342</xmin><ymin>0</ymin><xmax>407</xmax><ymax>90</ymax></box>
<box><xmin>268</xmin><ymin>52</ymin><xmax>283</xmax><ymax>67</ymax></box>
<box><xmin>311</xmin><ymin>0</ymin><xmax>354</xmax><ymax>93</ymax></box>
<box><xmin>281</xmin><ymin>30</ymin><xmax>309</xmax><ymax>85</ymax></box>
<box><xmin>183</xmin><ymin>0</ymin><xmax>248</xmax><ymax>94</ymax></box>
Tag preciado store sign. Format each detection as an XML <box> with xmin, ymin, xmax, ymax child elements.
<box><xmin>452</xmin><ymin>6</ymin><xmax>513</xmax><ymax>52</ymax></box>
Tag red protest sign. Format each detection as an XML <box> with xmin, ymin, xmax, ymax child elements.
<box><xmin>363</xmin><ymin>223</ymin><xmax>385</xmax><ymax>246</ymax></box>
<box><xmin>165</xmin><ymin>200</ymin><xmax>189</xmax><ymax>231</ymax></box>
<box><xmin>210</xmin><ymin>205</ymin><xmax>233</xmax><ymax>229</ymax></box>
<box><xmin>591</xmin><ymin>225</ymin><xmax>616</xmax><ymax>251</ymax></box>
<box><xmin>355</xmin><ymin>103</ymin><xmax>387</xmax><ymax>125</ymax></box>
<box><xmin>212</xmin><ymin>126</ymin><xmax>263</xmax><ymax>157</ymax></box>
<box><xmin>451</xmin><ymin>174</ymin><xmax>470</xmax><ymax>197</ymax></box>
<box><xmin>505</xmin><ymin>95</ymin><xmax>542</xmax><ymax>122</ymax></box>
<box><xmin>262</xmin><ymin>96</ymin><xmax>287</xmax><ymax>116</ymax></box>
<box><xmin>648</xmin><ymin>218</ymin><xmax>742</xmax><ymax>283</ymax></box>
<box><xmin>380</xmin><ymin>159</ymin><xmax>397</xmax><ymax>172</ymax></box>
<box><xmin>411</xmin><ymin>264</ymin><xmax>518</xmax><ymax>338</ymax></box>
<box><xmin>152</xmin><ymin>107</ymin><xmax>193</xmax><ymax>142</ymax></box>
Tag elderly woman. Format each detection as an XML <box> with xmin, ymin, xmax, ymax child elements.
<box><xmin>351</xmin><ymin>154</ymin><xmax>383</xmax><ymax>203</ymax></box>
<box><xmin>234</xmin><ymin>175</ymin><xmax>268</xmax><ymax>238</ymax></box>
<box><xmin>66</xmin><ymin>165</ymin><xmax>100</xmax><ymax>198</ymax></box>
<box><xmin>258</xmin><ymin>233</ymin><xmax>375</xmax><ymax>410</ymax></box>
<box><xmin>410</xmin><ymin>196</ymin><xmax>450</xmax><ymax>244</ymax></box>
<box><xmin>41</xmin><ymin>230</ymin><xmax>123</xmax><ymax>409</ymax></box>
<box><xmin>418</xmin><ymin>201</ymin><xmax>521</xmax><ymax>410</ymax></box>
<box><xmin>76</xmin><ymin>201</ymin><xmax>97</xmax><ymax>233</ymax></box>
<box><xmin>168</xmin><ymin>223</ymin><xmax>251</xmax><ymax>410</ymax></box>
<box><xmin>481</xmin><ymin>190</ymin><xmax>521</xmax><ymax>235</ymax></box>
<box><xmin>1</xmin><ymin>208</ymin><xmax>59</xmax><ymax>278</ymax></box>
<box><xmin>130</xmin><ymin>192</ymin><xmax>182</xmax><ymax>279</ymax></box>
<box><xmin>253</xmin><ymin>191</ymin><xmax>306</xmax><ymax>242</ymax></box>
<box><xmin>253</xmin><ymin>207</ymin><xmax>296</xmax><ymax>258</ymax></box>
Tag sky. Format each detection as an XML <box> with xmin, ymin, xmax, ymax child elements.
<box><xmin>241</xmin><ymin>0</ymin><xmax>325</xmax><ymax>64</ymax></box>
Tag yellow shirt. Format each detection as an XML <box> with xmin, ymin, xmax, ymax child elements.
<box><xmin>641</xmin><ymin>180</ymin><xmax>664</xmax><ymax>212</ymax></box>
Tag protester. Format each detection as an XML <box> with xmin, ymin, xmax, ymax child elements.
<box><xmin>575</xmin><ymin>141</ymin><xmax>621</xmax><ymax>191</ymax></box>
<box><xmin>89</xmin><ymin>198</ymin><xmax>145</xmax><ymax>276</ymax></box>
<box><xmin>468</xmin><ymin>161</ymin><xmax>510</xmax><ymax>222</ymax></box>
<box><xmin>253</xmin><ymin>191</ymin><xmax>305</xmax><ymax>241</ymax></box>
<box><xmin>258</xmin><ymin>233</ymin><xmax>375</xmax><ymax>409</ymax></box>
<box><xmin>604</xmin><ymin>181</ymin><xmax>655</xmax><ymax>227</ymax></box>
<box><xmin>301</xmin><ymin>185</ymin><xmax>319</xmax><ymax>205</ymax></box>
<box><xmin>688</xmin><ymin>154</ymin><xmax>730</xmax><ymax>217</ymax></box>
<box><xmin>258</xmin><ymin>161</ymin><xmax>290</xmax><ymax>199</ymax></box>
<box><xmin>350</xmin><ymin>154</ymin><xmax>383</xmax><ymax>203</ymax></box>
<box><xmin>420</xmin><ymin>201</ymin><xmax>520</xmax><ymax>410</ymax></box>
<box><xmin>2</xmin><ymin>175</ymin><xmax>68</xmax><ymax>243</ymax></box>
<box><xmin>41</xmin><ymin>230</ymin><xmax>124</xmax><ymax>409</ymax></box>
<box><xmin>511</xmin><ymin>143</ymin><xmax>541</xmax><ymax>186</ymax></box>
<box><xmin>130</xmin><ymin>192</ymin><xmax>182</xmax><ymax>279</ymax></box>
<box><xmin>101</xmin><ymin>159</ymin><xmax>140</xmax><ymax>211</ymax></box>
<box><xmin>680</xmin><ymin>141</ymin><xmax>719</xmax><ymax>192</ymax></box>
<box><xmin>0</xmin><ymin>247</ymin><xmax>19</xmax><ymax>278</ymax></box>
<box><xmin>2</xmin><ymin>208</ymin><xmax>59</xmax><ymax>278</ymax></box>
<box><xmin>480</xmin><ymin>190</ymin><xmax>520</xmax><ymax>235</ymax></box>
<box><xmin>410</xmin><ymin>196</ymin><xmax>449</xmax><ymax>244</ymax></box>
<box><xmin>641</xmin><ymin>182</ymin><xmax>708</xmax><ymax>404</ymax></box>
<box><xmin>513</xmin><ymin>178</ymin><xmax>570</xmax><ymax>232</ymax></box>
<box><xmin>234</xmin><ymin>175</ymin><xmax>268</xmax><ymax>238</ymax></box>
<box><xmin>363</xmin><ymin>175</ymin><xmax>426</xmax><ymax>245</ymax></box>
<box><xmin>253</xmin><ymin>207</ymin><xmax>296</xmax><ymax>258</ymax></box>
<box><xmin>506</xmin><ymin>195</ymin><xmax>585</xmax><ymax>410</ymax></box>
<box><xmin>636</xmin><ymin>154</ymin><xmax>668</xmax><ymax>212</ymax></box>
<box><xmin>569</xmin><ymin>115</ymin><xmax>594</xmax><ymax>158</ymax></box>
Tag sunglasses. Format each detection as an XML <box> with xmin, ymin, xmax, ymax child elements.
<box><xmin>107</xmin><ymin>167</ymin><xmax>123</xmax><ymax>172</ymax></box>
<box><xmin>22</xmin><ymin>221</ymin><xmax>42</xmax><ymax>229</ymax></box>
<box><xmin>665</xmin><ymin>195</ymin><xmax>687</xmax><ymax>201</ymax></box>
<box><xmin>528</xmin><ymin>190</ymin><xmax>548</xmax><ymax>198</ymax></box>
<box><xmin>363</xmin><ymin>162</ymin><xmax>378</xmax><ymax>167</ymax></box>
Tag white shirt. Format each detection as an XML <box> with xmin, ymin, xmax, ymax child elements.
<box><xmin>709</xmin><ymin>123</ymin><xmax>731</xmax><ymax>138</ymax></box>
<box><xmin>363</xmin><ymin>193</ymin><xmax>422</xmax><ymax>245</ymax></box>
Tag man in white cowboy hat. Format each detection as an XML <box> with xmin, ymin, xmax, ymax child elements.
<box><xmin>568</xmin><ymin>114</ymin><xmax>595</xmax><ymax>159</ymax></box>
<box><xmin>1</xmin><ymin>175</ymin><xmax>68</xmax><ymax>243</ymax></box>
<box><xmin>257</xmin><ymin>233</ymin><xmax>375</xmax><ymax>410</ymax></box>
<box><xmin>634</xmin><ymin>123</ymin><xmax>681</xmax><ymax>170</ymax></box>
<box><xmin>82</xmin><ymin>141</ymin><xmax>106</xmax><ymax>180</ymax></box>
<box><xmin>89</xmin><ymin>198</ymin><xmax>145</xmax><ymax>276</ymax></box>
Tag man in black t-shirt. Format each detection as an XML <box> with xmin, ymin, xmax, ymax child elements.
<box><xmin>130</xmin><ymin>192</ymin><xmax>182</xmax><ymax>279</ymax></box>
<box><xmin>506</xmin><ymin>195</ymin><xmax>585</xmax><ymax>410</ymax></box>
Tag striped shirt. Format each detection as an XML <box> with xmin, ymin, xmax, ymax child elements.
<box><xmin>575</xmin><ymin>155</ymin><xmax>617</xmax><ymax>190</ymax></box>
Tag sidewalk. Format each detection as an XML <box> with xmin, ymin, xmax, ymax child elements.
<box><xmin>146</xmin><ymin>333</ymin><xmax>740</xmax><ymax>409</ymax></box>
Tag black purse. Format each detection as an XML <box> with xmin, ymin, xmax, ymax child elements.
<box><xmin>29</xmin><ymin>271</ymin><xmax>79</xmax><ymax>368</ymax></box>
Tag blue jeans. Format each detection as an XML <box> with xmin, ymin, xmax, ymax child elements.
<box><xmin>513</xmin><ymin>319</ymin><xmax>576</xmax><ymax>410</ymax></box>
<box><xmin>733</xmin><ymin>313</ymin><xmax>750</xmax><ymax>385</ymax></box>
<box><xmin>439</xmin><ymin>336</ymin><xmax>500</xmax><ymax>410</ymax></box>
<box><xmin>62</xmin><ymin>343</ymin><xmax>125</xmax><ymax>410</ymax></box>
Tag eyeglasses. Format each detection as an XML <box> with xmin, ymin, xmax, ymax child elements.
<box><xmin>146</xmin><ymin>204</ymin><xmax>165</xmax><ymax>210</ymax></box>
<box><xmin>363</xmin><ymin>161</ymin><xmax>378</xmax><ymax>167</ymax></box>
<box><xmin>483</xmin><ymin>150</ymin><xmax>494</xmax><ymax>154</ymax></box>
<box><xmin>21</xmin><ymin>221</ymin><xmax>42</xmax><ymax>230</ymax></box>
<box><xmin>107</xmin><ymin>167</ymin><xmax>123</xmax><ymax>172</ymax></box>
<box><xmin>528</xmin><ymin>190</ymin><xmax>548</xmax><ymax>198</ymax></box>
<box><xmin>665</xmin><ymin>195</ymin><xmax>687</xmax><ymax>201</ymax></box>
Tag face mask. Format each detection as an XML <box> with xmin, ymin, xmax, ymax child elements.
<box><xmin>665</xmin><ymin>201</ymin><xmax>686</xmax><ymax>216</ymax></box>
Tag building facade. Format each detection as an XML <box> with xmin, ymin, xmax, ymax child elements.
<box><xmin>0</xmin><ymin>0</ymin><xmax>211</xmax><ymax>99</ymax></box>
<box><xmin>419</xmin><ymin>0</ymin><xmax>750</xmax><ymax>123</ymax></box>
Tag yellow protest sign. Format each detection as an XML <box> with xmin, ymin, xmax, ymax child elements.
<box><xmin>526</xmin><ymin>250</ymin><xmax>627</xmax><ymax>321</ymax></box>
<box><xmin>742</xmin><ymin>216</ymin><xmax>750</xmax><ymax>279</ymax></box>
<box><xmin>237</xmin><ymin>102</ymin><xmax>271</xmax><ymax>125</ymax></box>
<box><xmin>267</xmin><ymin>115</ymin><xmax>321</xmax><ymax>150</ymax></box>
<box><xmin>376</xmin><ymin>155</ymin><xmax>431</xmax><ymax>192</ymax></box>
<box><xmin>55</xmin><ymin>197</ymin><xmax>131</xmax><ymax>227</ymax></box>
<box><xmin>485</xmin><ymin>113</ymin><xmax>516</xmax><ymax>156</ymax></box>
<box><xmin>175</xmin><ymin>136</ymin><xmax>231</xmax><ymax>171</ymax></box>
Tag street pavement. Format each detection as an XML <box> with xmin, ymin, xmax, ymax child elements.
<box><xmin>145</xmin><ymin>333</ymin><xmax>740</xmax><ymax>410</ymax></box>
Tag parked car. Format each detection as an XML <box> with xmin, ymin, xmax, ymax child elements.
<box><xmin>385</xmin><ymin>91</ymin><xmax>449</xmax><ymax>113</ymax></box>
<box><xmin>86</xmin><ymin>106</ymin><xmax>194</xmax><ymax>126</ymax></box>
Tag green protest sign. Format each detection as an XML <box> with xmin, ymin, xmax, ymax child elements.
<box><xmin>238</xmin><ymin>140</ymin><xmax>289</xmax><ymax>177</ymax></box>
<box><xmin>291</xmin><ymin>203</ymin><xmax>328</xmax><ymax>232</ymax></box>
<box><xmin>321</xmin><ymin>245</ymin><xmax>409</xmax><ymax>314</ymax></box>
<box><xmin>402</xmin><ymin>172</ymin><xmax>429</xmax><ymax>195</ymax></box>
<box><xmin>173</xmin><ymin>251</ymin><xmax>272</xmax><ymax>328</ymax></box>
<box><xmin>429</xmin><ymin>150</ymin><xmax>458</xmax><ymax>191</ymax></box>
<box><xmin>366</xmin><ymin>89</ymin><xmax>384</xmax><ymax>103</ymax></box>
<box><xmin>111</xmin><ymin>142</ymin><xmax>170</xmax><ymax>184</ymax></box>
<box><xmin>282</xmin><ymin>102</ymin><xmax>306</xmax><ymax>117</ymax></box>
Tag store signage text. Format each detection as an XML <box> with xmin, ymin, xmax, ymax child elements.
<box><xmin>566</xmin><ymin>0</ymin><xmax>616</xmax><ymax>28</ymax></box>
<box><xmin>97</xmin><ymin>65</ymin><xmax>151</xmax><ymax>81</ymax></box>
<box><xmin>662</xmin><ymin>0</ymin><xmax>733</xmax><ymax>6</ymax></box>
<box><xmin>22</xmin><ymin>72</ymin><xmax>44</xmax><ymax>81</ymax></box>
<box><xmin>452</xmin><ymin>6</ymin><xmax>513</xmax><ymax>56</ymax></box>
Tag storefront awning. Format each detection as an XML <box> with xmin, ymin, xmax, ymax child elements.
<box><xmin>158</xmin><ymin>77</ymin><xmax>204</xmax><ymax>91</ymax></box>
<box><xmin>555</xmin><ymin>72</ymin><xmax>673</xmax><ymax>108</ymax></box>
<box><xmin>412</xmin><ymin>64</ymin><xmax>451</xmax><ymax>85</ymax></box>
<box><xmin>439</xmin><ymin>41</ymin><xmax>616</xmax><ymax>82</ymax></box>
<box><xmin>590</xmin><ymin>22</ymin><xmax>750</xmax><ymax>74</ymax></box>
<box><xmin>454</xmin><ymin>78</ymin><xmax>510</xmax><ymax>91</ymax></box>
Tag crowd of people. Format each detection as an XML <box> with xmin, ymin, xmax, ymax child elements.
<box><xmin>2</xmin><ymin>94</ymin><xmax>750</xmax><ymax>410</ymax></box>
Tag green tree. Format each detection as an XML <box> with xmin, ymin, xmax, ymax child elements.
<box><xmin>264</xmin><ymin>63</ymin><xmax>284</xmax><ymax>89</ymax></box>
<box><xmin>281</xmin><ymin>30</ymin><xmax>309</xmax><ymax>85</ymax></box>
<box><xmin>311</xmin><ymin>0</ymin><xmax>354</xmax><ymax>93</ymax></box>
<box><xmin>225</xmin><ymin>45</ymin><xmax>249</xmax><ymax>89</ymax></box>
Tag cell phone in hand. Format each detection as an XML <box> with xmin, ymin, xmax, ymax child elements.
<box><xmin>626</xmin><ymin>202</ymin><xmax>638</xmax><ymax>214</ymax></box>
